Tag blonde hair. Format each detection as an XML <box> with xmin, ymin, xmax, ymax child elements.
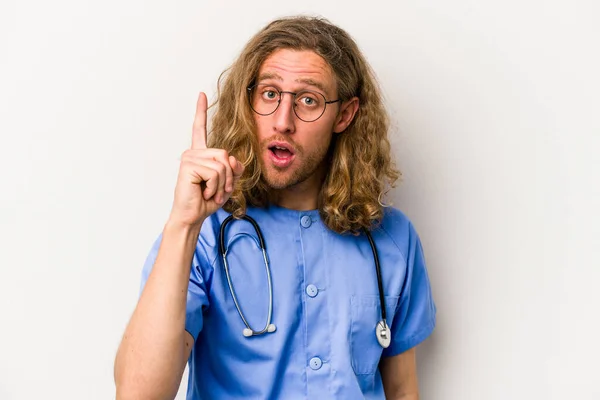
<box><xmin>208</xmin><ymin>16</ymin><xmax>400</xmax><ymax>234</ymax></box>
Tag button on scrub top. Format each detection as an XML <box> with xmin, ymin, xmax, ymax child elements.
<box><xmin>140</xmin><ymin>205</ymin><xmax>436</xmax><ymax>399</ymax></box>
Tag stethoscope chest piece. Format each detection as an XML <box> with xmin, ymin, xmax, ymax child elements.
<box><xmin>376</xmin><ymin>320</ymin><xmax>391</xmax><ymax>348</ymax></box>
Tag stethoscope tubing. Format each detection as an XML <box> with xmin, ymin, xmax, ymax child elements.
<box><xmin>218</xmin><ymin>214</ymin><xmax>390</xmax><ymax>347</ymax></box>
<box><xmin>220</xmin><ymin>215</ymin><xmax>274</xmax><ymax>336</ymax></box>
<box><xmin>364</xmin><ymin>228</ymin><xmax>386</xmax><ymax>322</ymax></box>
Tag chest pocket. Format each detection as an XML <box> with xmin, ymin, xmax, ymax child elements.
<box><xmin>350</xmin><ymin>294</ymin><xmax>400</xmax><ymax>375</ymax></box>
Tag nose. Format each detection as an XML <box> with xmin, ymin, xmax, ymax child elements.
<box><xmin>272</xmin><ymin>93</ymin><xmax>296</xmax><ymax>134</ymax></box>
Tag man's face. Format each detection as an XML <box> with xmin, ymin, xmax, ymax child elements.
<box><xmin>252</xmin><ymin>49</ymin><xmax>347</xmax><ymax>191</ymax></box>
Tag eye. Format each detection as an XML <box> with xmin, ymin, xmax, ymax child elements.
<box><xmin>260</xmin><ymin>87</ymin><xmax>279</xmax><ymax>101</ymax></box>
<box><xmin>297</xmin><ymin>92</ymin><xmax>320</xmax><ymax>107</ymax></box>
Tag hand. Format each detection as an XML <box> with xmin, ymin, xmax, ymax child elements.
<box><xmin>169</xmin><ymin>92</ymin><xmax>244</xmax><ymax>227</ymax></box>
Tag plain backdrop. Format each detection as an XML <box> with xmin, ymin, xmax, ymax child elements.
<box><xmin>1</xmin><ymin>0</ymin><xmax>599</xmax><ymax>399</ymax></box>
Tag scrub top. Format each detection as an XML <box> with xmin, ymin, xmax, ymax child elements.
<box><xmin>140</xmin><ymin>204</ymin><xmax>436</xmax><ymax>399</ymax></box>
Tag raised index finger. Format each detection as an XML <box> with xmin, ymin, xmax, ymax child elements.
<box><xmin>192</xmin><ymin>92</ymin><xmax>208</xmax><ymax>149</ymax></box>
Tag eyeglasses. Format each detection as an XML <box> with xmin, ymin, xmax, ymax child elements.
<box><xmin>247</xmin><ymin>84</ymin><xmax>341</xmax><ymax>122</ymax></box>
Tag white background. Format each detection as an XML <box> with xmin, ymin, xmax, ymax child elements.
<box><xmin>1</xmin><ymin>1</ymin><xmax>599</xmax><ymax>399</ymax></box>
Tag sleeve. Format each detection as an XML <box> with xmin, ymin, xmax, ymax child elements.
<box><xmin>139</xmin><ymin>234</ymin><xmax>212</xmax><ymax>342</ymax></box>
<box><xmin>383</xmin><ymin>223</ymin><xmax>437</xmax><ymax>357</ymax></box>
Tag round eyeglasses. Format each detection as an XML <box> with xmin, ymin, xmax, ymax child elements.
<box><xmin>247</xmin><ymin>84</ymin><xmax>341</xmax><ymax>122</ymax></box>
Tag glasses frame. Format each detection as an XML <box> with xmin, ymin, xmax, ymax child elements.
<box><xmin>247</xmin><ymin>84</ymin><xmax>341</xmax><ymax>122</ymax></box>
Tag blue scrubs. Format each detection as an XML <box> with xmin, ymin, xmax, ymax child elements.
<box><xmin>140</xmin><ymin>205</ymin><xmax>436</xmax><ymax>399</ymax></box>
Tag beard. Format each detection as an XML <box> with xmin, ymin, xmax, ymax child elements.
<box><xmin>259</xmin><ymin>135</ymin><xmax>331</xmax><ymax>190</ymax></box>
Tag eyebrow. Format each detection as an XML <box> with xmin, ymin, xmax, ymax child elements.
<box><xmin>256</xmin><ymin>72</ymin><xmax>328</xmax><ymax>94</ymax></box>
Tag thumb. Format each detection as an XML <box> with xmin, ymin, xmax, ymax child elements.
<box><xmin>229</xmin><ymin>156</ymin><xmax>245</xmax><ymax>178</ymax></box>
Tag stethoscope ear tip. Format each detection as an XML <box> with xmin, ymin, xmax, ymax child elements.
<box><xmin>243</xmin><ymin>328</ymin><xmax>253</xmax><ymax>337</ymax></box>
<box><xmin>267</xmin><ymin>324</ymin><xmax>277</xmax><ymax>333</ymax></box>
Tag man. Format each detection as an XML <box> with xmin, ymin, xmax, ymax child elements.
<box><xmin>114</xmin><ymin>16</ymin><xmax>436</xmax><ymax>400</ymax></box>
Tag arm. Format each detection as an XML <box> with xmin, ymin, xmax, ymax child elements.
<box><xmin>380</xmin><ymin>347</ymin><xmax>419</xmax><ymax>400</ymax></box>
<box><xmin>114</xmin><ymin>92</ymin><xmax>244</xmax><ymax>400</ymax></box>
<box><xmin>114</xmin><ymin>221</ymin><xmax>200</xmax><ymax>400</ymax></box>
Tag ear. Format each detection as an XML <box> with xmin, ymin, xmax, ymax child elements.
<box><xmin>333</xmin><ymin>97</ymin><xmax>359</xmax><ymax>134</ymax></box>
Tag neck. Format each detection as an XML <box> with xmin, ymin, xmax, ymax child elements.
<box><xmin>271</xmin><ymin>164</ymin><xmax>326</xmax><ymax>211</ymax></box>
<box><xmin>272</xmin><ymin>186</ymin><xmax>319</xmax><ymax>211</ymax></box>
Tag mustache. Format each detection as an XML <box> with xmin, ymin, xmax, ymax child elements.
<box><xmin>260</xmin><ymin>135</ymin><xmax>303</xmax><ymax>154</ymax></box>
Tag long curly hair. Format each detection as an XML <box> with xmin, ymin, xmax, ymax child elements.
<box><xmin>208</xmin><ymin>16</ymin><xmax>400</xmax><ymax>234</ymax></box>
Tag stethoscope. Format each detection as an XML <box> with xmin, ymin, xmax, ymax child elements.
<box><xmin>218</xmin><ymin>214</ymin><xmax>391</xmax><ymax>349</ymax></box>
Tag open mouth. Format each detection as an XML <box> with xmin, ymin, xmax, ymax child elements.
<box><xmin>267</xmin><ymin>142</ymin><xmax>296</xmax><ymax>167</ymax></box>
<box><xmin>269</xmin><ymin>145</ymin><xmax>294</xmax><ymax>159</ymax></box>
<box><xmin>268</xmin><ymin>141</ymin><xmax>295</xmax><ymax>158</ymax></box>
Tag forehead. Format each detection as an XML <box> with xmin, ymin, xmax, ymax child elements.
<box><xmin>256</xmin><ymin>49</ymin><xmax>336</xmax><ymax>95</ymax></box>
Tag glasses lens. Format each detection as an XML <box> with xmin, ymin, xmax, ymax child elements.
<box><xmin>294</xmin><ymin>90</ymin><xmax>326</xmax><ymax>122</ymax></box>
<box><xmin>248</xmin><ymin>85</ymin><xmax>327</xmax><ymax>122</ymax></box>
<box><xmin>250</xmin><ymin>85</ymin><xmax>280</xmax><ymax>115</ymax></box>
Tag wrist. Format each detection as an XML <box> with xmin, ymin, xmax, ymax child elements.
<box><xmin>165</xmin><ymin>215</ymin><xmax>205</xmax><ymax>235</ymax></box>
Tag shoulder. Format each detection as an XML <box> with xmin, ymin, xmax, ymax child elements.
<box><xmin>379</xmin><ymin>207</ymin><xmax>420</xmax><ymax>243</ymax></box>
<box><xmin>195</xmin><ymin>208</ymin><xmax>233</xmax><ymax>267</ymax></box>
<box><xmin>380</xmin><ymin>206</ymin><xmax>413</xmax><ymax>230</ymax></box>
<box><xmin>196</xmin><ymin>207</ymin><xmax>271</xmax><ymax>266</ymax></box>
<box><xmin>373</xmin><ymin>206</ymin><xmax>422</xmax><ymax>264</ymax></box>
